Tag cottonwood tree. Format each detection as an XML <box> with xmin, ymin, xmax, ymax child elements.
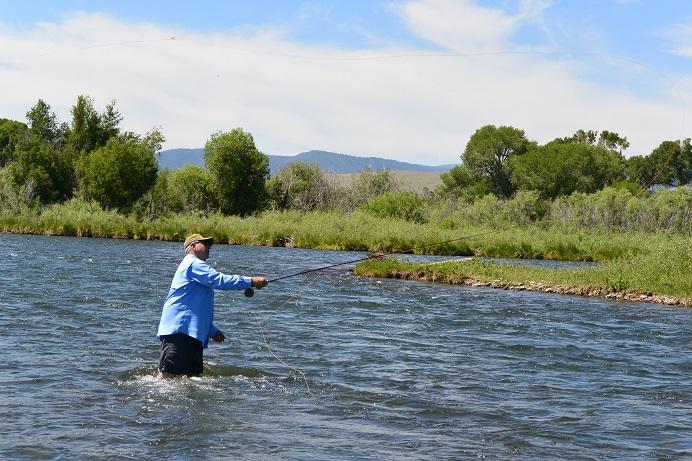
<box><xmin>25</xmin><ymin>99</ymin><xmax>66</xmax><ymax>145</ymax></box>
<box><xmin>438</xmin><ymin>165</ymin><xmax>492</xmax><ymax>202</ymax></box>
<box><xmin>0</xmin><ymin>118</ymin><xmax>28</xmax><ymax>168</ymax></box>
<box><xmin>561</xmin><ymin>129</ymin><xmax>630</xmax><ymax>154</ymax></box>
<box><xmin>9</xmin><ymin>136</ymin><xmax>72</xmax><ymax>205</ymax></box>
<box><xmin>167</xmin><ymin>164</ymin><xmax>217</xmax><ymax>213</ymax></box>
<box><xmin>5</xmin><ymin>101</ymin><xmax>72</xmax><ymax>204</ymax></box>
<box><xmin>626</xmin><ymin>139</ymin><xmax>691</xmax><ymax>188</ymax></box>
<box><xmin>461</xmin><ymin>125</ymin><xmax>533</xmax><ymax>199</ymax></box>
<box><xmin>78</xmin><ymin>130</ymin><xmax>163</xmax><ymax>210</ymax></box>
<box><xmin>510</xmin><ymin>141</ymin><xmax>625</xmax><ymax>199</ymax></box>
<box><xmin>204</xmin><ymin>128</ymin><xmax>269</xmax><ymax>216</ymax></box>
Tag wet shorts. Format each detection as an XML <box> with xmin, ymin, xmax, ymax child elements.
<box><xmin>159</xmin><ymin>333</ymin><xmax>204</xmax><ymax>376</ymax></box>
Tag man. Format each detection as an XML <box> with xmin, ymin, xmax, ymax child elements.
<box><xmin>157</xmin><ymin>233</ymin><xmax>268</xmax><ymax>378</ymax></box>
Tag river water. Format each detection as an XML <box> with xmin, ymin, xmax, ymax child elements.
<box><xmin>1</xmin><ymin>233</ymin><xmax>690</xmax><ymax>460</ymax></box>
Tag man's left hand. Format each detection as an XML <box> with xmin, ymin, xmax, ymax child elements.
<box><xmin>212</xmin><ymin>330</ymin><xmax>225</xmax><ymax>342</ymax></box>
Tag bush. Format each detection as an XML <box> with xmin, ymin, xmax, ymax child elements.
<box><xmin>267</xmin><ymin>162</ymin><xmax>327</xmax><ymax>211</ymax></box>
<box><xmin>362</xmin><ymin>191</ymin><xmax>427</xmax><ymax>223</ymax></box>
<box><xmin>466</xmin><ymin>194</ymin><xmax>504</xmax><ymax>227</ymax></box>
<box><xmin>505</xmin><ymin>190</ymin><xmax>548</xmax><ymax>224</ymax></box>
<box><xmin>547</xmin><ymin>186</ymin><xmax>691</xmax><ymax>233</ymax></box>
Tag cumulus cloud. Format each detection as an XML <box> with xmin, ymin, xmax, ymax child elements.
<box><xmin>392</xmin><ymin>0</ymin><xmax>551</xmax><ymax>51</ymax></box>
<box><xmin>663</xmin><ymin>21</ymin><xmax>692</xmax><ymax>58</ymax></box>
<box><xmin>0</xmin><ymin>7</ymin><xmax>685</xmax><ymax>164</ymax></box>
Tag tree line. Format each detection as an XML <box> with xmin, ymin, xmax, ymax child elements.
<box><xmin>0</xmin><ymin>96</ymin><xmax>690</xmax><ymax>221</ymax></box>
<box><xmin>0</xmin><ymin>96</ymin><xmax>405</xmax><ymax>216</ymax></box>
<box><xmin>439</xmin><ymin>125</ymin><xmax>691</xmax><ymax>201</ymax></box>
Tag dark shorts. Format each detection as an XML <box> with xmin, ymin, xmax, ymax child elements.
<box><xmin>159</xmin><ymin>333</ymin><xmax>204</xmax><ymax>376</ymax></box>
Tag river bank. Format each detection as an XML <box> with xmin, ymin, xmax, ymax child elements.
<box><xmin>2</xmin><ymin>202</ymin><xmax>690</xmax><ymax>306</ymax></box>
<box><xmin>1</xmin><ymin>201</ymin><xmax>687</xmax><ymax>261</ymax></box>
<box><xmin>354</xmin><ymin>256</ymin><xmax>692</xmax><ymax>307</ymax></box>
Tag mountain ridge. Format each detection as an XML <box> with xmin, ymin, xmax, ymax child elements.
<box><xmin>158</xmin><ymin>148</ymin><xmax>456</xmax><ymax>175</ymax></box>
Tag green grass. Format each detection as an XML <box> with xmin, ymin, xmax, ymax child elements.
<box><xmin>354</xmin><ymin>236</ymin><xmax>692</xmax><ymax>303</ymax></box>
<box><xmin>0</xmin><ymin>201</ymin><xmax>684</xmax><ymax>259</ymax></box>
<box><xmin>1</xmin><ymin>199</ymin><xmax>689</xmax><ymax>265</ymax></box>
<box><xmin>3</xmin><ymin>200</ymin><xmax>690</xmax><ymax>304</ymax></box>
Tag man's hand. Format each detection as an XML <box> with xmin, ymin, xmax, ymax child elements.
<box><xmin>211</xmin><ymin>330</ymin><xmax>225</xmax><ymax>343</ymax></box>
<box><xmin>251</xmin><ymin>276</ymin><xmax>268</xmax><ymax>289</ymax></box>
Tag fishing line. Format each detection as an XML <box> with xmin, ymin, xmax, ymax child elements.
<box><xmin>21</xmin><ymin>37</ymin><xmax>177</xmax><ymax>61</ymax></box>
<box><xmin>20</xmin><ymin>35</ymin><xmax>685</xmax><ymax>140</ymax></box>
<box><xmin>244</xmin><ymin>225</ymin><xmax>521</xmax><ymax>398</ymax></box>
<box><xmin>202</xmin><ymin>42</ymin><xmax>686</xmax><ymax>138</ymax></box>
<box><xmin>19</xmin><ymin>34</ymin><xmax>686</xmax><ymax>389</ymax></box>
<box><xmin>170</xmin><ymin>38</ymin><xmax>689</xmax><ymax>198</ymax></box>
<box><xmin>248</xmin><ymin>270</ymin><xmax>324</xmax><ymax>398</ymax></box>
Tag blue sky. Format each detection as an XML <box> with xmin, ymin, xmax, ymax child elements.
<box><xmin>1</xmin><ymin>0</ymin><xmax>691</xmax><ymax>162</ymax></box>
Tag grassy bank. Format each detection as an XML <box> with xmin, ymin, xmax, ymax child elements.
<box><xmin>354</xmin><ymin>237</ymin><xmax>692</xmax><ymax>306</ymax></box>
<box><xmin>3</xmin><ymin>200</ymin><xmax>689</xmax><ymax>305</ymax></box>
<box><xmin>0</xmin><ymin>200</ymin><xmax>687</xmax><ymax>262</ymax></box>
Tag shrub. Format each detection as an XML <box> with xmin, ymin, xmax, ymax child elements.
<box><xmin>362</xmin><ymin>191</ymin><xmax>427</xmax><ymax>223</ymax></box>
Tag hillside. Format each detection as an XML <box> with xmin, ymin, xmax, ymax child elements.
<box><xmin>158</xmin><ymin>148</ymin><xmax>456</xmax><ymax>175</ymax></box>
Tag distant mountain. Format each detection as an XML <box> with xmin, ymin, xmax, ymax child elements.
<box><xmin>158</xmin><ymin>148</ymin><xmax>456</xmax><ymax>175</ymax></box>
<box><xmin>158</xmin><ymin>148</ymin><xmax>206</xmax><ymax>169</ymax></box>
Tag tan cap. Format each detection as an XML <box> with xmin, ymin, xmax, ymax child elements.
<box><xmin>184</xmin><ymin>233</ymin><xmax>214</xmax><ymax>250</ymax></box>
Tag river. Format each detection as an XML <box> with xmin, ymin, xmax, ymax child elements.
<box><xmin>1</xmin><ymin>233</ymin><xmax>689</xmax><ymax>460</ymax></box>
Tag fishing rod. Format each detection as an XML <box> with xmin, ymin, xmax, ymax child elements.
<box><xmin>243</xmin><ymin>226</ymin><xmax>518</xmax><ymax>297</ymax></box>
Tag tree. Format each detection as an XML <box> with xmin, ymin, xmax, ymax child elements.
<box><xmin>0</xmin><ymin>118</ymin><xmax>28</xmax><ymax>168</ymax></box>
<box><xmin>625</xmin><ymin>155</ymin><xmax>654</xmax><ymax>188</ymax></box>
<box><xmin>78</xmin><ymin>131</ymin><xmax>162</xmax><ymax>210</ymax></box>
<box><xmin>437</xmin><ymin>165</ymin><xmax>492</xmax><ymax>201</ymax></box>
<box><xmin>267</xmin><ymin>161</ymin><xmax>327</xmax><ymax>211</ymax></box>
<box><xmin>134</xmin><ymin>165</ymin><xmax>217</xmax><ymax>218</ymax></box>
<box><xmin>26</xmin><ymin>99</ymin><xmax>66</xmax><ymax>145</ymax></box>
<box><xmin>66</xmin><ymin>95</ymin><xmax>122</xmax><ymax>160</ymax></box>
<box><xmin>166</xmin><ymin>164</ymin><xmax>217</xmax><ymax>213</ymax></box>
<box><xmin>648</xmin><ymin>139</ymin><xmax>690</xmax><ymax>187</ymax></box>
<box><xmin>557</xmin><ymin>129</ymin><xmax>630</xmax><ymax>154</ymax></box>
<box><xmin>510</xmin><ymin>141</ymin><xmax>626</xmax><ymax>199</ymax></box>
<box><xmin>9</xmin><ymin>135</ymin><xmax>72</xmax><ymax>204</ymax></box>
<box><xmin>204</xmin><ymin>129</ymin><xmax>269</xmax><ymax>215</ymax></box>
<box><xmin>598</xmin><ymin>130</ymin><xmax>630</xmax><ymax>154</ymax></box>
<box><xmin>625</xmin><ymin>139</ymin><xmax>691</xmax><ymax>188</ymax></box>
<box><xmin>461</xmin><ymin>125</ymin><xmax>532</xmax><ymax>199</ymax></box>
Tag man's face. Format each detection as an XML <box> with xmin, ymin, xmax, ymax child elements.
<box><xmin>193</xmin><ymin>241</ymin><xmax>211</xmax><ymax>261</ymax></box>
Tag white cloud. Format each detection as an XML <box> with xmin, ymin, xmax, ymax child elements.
<box><xmin>393</xmin><ymin>0</ymin><xmax>551</xmax><ymax>51</ymax></box>
<box><xmin>664</xmin><ymin>21</ymin><xmax>692</xmax><ymax>58</ymax></box>
<box><xmin>0</xmin><ymin>9</ymin><xmax>686</xmax><ymax>165</ymax></box>
<box><xmin>394</xmin><ymin>0</ymin><xmax>519</xmax><ymax>51</ymax></box>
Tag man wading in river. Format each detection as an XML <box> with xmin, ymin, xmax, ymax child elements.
<box><xmin>157</xmin><ymin>233</ymin><xmax>268</xmax><ymax>378</ymax></box>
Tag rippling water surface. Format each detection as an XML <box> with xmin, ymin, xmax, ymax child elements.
<box><xmin>1</xmin><ymin>233</ymin><xmax>690</xmax><ymax>460</ymax></box>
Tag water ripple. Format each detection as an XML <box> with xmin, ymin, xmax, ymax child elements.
<box><xmin>0</xmin><ymin>233</ymin><xmax>690</xmax><ymax>460</ymax></box>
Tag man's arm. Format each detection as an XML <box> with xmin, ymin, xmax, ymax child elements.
<box><xmin>188</xmin><ymin>260</ymin><xmax>253</xmax><ymax>290</ymax></box>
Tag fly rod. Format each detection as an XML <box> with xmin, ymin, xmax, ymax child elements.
<box><xmin>243</xmin><ymin>226</ymin><xmax>518</xmax><ymax>297</ymax></box>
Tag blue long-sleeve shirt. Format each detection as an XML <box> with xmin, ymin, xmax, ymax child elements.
<box><xmin>157</xmin><ymin>254</ymin><xmax>252</xmax><ymax>348</ymax></box>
